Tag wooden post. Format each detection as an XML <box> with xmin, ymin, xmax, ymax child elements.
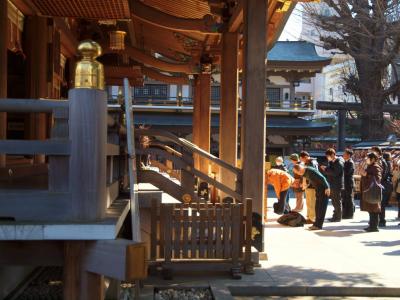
<box><xmin>69</xmin><ymin>89</ymin><xmax>107</xmax><ymax>221</ymax></box>
<box><xmin>63</xmin><ymin>241</ymin><xmax>104</xmax><ymax>300</ymax></box>
<box><xmin>220</xmin><ymin>33</ymin><xmax>239</xmax><ymax>196</ymax></box>
<box><xmin>337</xmin><ymin>110</ymin><xmax>346</xmax><ymax>151</ymax></box>
<box><xmin>242</xmin><ymin>0</ymin><xmax>267</xmax><ymax>220</ymax></box>
<box><xmin>0</xmin><ymin>0</ymin><xmax>7</xmax><ymax>167</ymax></box>
<box><xmin>193</xmin><ymin>73</ymin><xmax>211</xmax><ymax>174</ymax></box>
<box><xmin>25</xmin><ymin>16</ymin><xmax>49</xmax><ymax>164</ymax></box>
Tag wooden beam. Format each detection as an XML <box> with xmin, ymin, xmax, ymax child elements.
<box><xmin>69</xmin><ymin>88</ymin><xmax>107</xmax><ymax>221</ymax></box>
<box><xmin>0</xmin><ymin>98</ymin><xmax>68</xmax><ymax>112</ymax></box>
<box><xmin>0</xmin><ymin>0</ymin><xmax>7</xmax><ymax>167</ymax></box>
<box><xmin>131</xmin><ymin>0</ymin><xmax>220</xmax><ymax>34</ymax></box>
<box><xmin>0</xmin><ymin>190</ymin><xmax>72</xmax><ymax>221</ymax></box>
<box><xmin>0</xmin><ymin>241</ymin><xmax>63</xmax><ymax>265</ymax></box>
<box><xmin>105</xmin><ymin>46</ymin><xmax>198</xmax><ymax>74</ymax></box>
<box><xmin>228</xmin><ymin>0</ymin><xmax>243</xmax><ymax>33</ymax></box>
<box><xmin>25</xmin><ymin>16</ymin><xmax>49</xmax><ymax>164</ymax></box>
<box><xmin>54</xmin><ymin>18</ymin><xmax>78</xmax><ymax>57</ymax></box>
<box><xmin>142</xmin><ymin>66</ymin><xmax>189</xmax><ymax>85</ymax></box>
<box><xmin>0</xmin><ymin>140</ymin><xmax>71</xmax><ymax>155</ymax></box>
<box><xmin>220</xmin><ymin>32</ymin><xmax>239</xmax><ymax>197</ymax></box>
<box><xmin>84</xmin><ymin>240</ymin><xmax>147</xmax><ymax>281</ymax></box>
<box><xmin>242</xmin><ymin>0</ymin><xmax>267</xmax><ymax>220</ymax></box>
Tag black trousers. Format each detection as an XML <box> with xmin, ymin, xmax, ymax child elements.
<box><xmin>380</xmin><ymin>182</ymin><xmax>392</xmax><ymax>224</ymax></box>
<box><xmin>330</xmin><ymin>189</ymin><xmax>342</xmax><ymax>220</ymax></box>
<box><xmin>368</xmin><ymin>212</ymin><xmax>379</xmax><ymax>230</ymax></box>
<box><xmin>342</xmin><ymin>188</ymin><xmax>355</xmax><ymax>218</ymax></box>
<box><xmin>314</xmin><ymin>187</ymin><xmax>329</xmax><ymax>229</ymax></box>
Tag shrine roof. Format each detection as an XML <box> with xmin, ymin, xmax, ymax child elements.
<box><xmin>268</xmin><ymin>41</ymin><xmax>331</xmax><ymax>63</ymax></box>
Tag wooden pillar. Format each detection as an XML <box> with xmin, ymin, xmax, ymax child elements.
<box><xmin>220</xmin><ymin>32</ymin><xmax>239</xmax><ymax>195</ymax></box>
<box><xmin>0</xmin><ymin>0</ymin><xmax>7</xmax><ymax>167</ymax></box>
<box><xmin>242</xmin><ymin>0</ymin><xmax>267</xmax><ymax>220</ymax></box>
<box><xmin>63</xmin><ymin>242</ymin><xmax>104</xmax><ymax>300</ymax></box>
<box><xmin>193</xmin><ymin>73</ymin><xmax>211</xmax><ymax>174</ymax></box>
<box><xmin>25</xmin><ymin>16</ymin><xmax>48</xmax><ymax>164</ymax></box>
<box><xmin>69</xmin><ymin>89</ymin><xmax>107</xmax><ymax>221</ymax></box>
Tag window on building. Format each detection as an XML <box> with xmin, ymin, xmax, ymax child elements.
<box><xmin>266</xmin><ymin>87</ymin><xmax>281</xmax><ymax>108</ymax></box>
<box><xmin>134</xmin><ymin>84</ymin><xmax>168</xmax><ymax>99</ymax></box>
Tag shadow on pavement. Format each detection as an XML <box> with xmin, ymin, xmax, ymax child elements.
<box><xmin>264</xmin><ymin>265</ymin><xmax>384</xmax><ymax>287</ymax></box>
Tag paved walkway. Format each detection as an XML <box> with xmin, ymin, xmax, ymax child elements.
<box><xmin>263</xmin><ymin>194</ymin><xmax>400</xmax><ymax>288</ymax></box>
<box><xmin>139</xmin><ymin>193</ymin><xmax>400</xmax><ymax>299</ymax></box>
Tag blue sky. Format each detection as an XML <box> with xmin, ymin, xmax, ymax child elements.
<box><xmin>279</xmin><ymin>4</ymin><xmax>303</xmax><ymax>41</ymax></box>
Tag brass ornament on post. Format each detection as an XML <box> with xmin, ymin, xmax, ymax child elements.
<box><xmin>109</xmin><ymin>30</ymin><xmax>126</xmax><ymax>51</ymax></box>
<box><xmin>74</xmin><ymin>40</ymin><xmax>104</xmax><ymax>90</ymax></box>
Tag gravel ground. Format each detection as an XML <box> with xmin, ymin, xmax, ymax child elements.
<box><xmin>154</xmin><ymin>287</ymin><xmax>214</xmax><ymax>300</ymax></box>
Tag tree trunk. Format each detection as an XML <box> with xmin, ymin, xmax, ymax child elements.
<box><xmin>358</xmin><ymin>74</ymin><xmax>385</xmax><ymax>140</ymax></box>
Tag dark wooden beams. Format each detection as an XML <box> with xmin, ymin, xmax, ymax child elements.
<box><xmin>106</xmin><ymin>46</ymin><xmax>198</xmax><ymax>74</ymax></box>
<box><xmin>131</xmin><ymin>0</ymin><xmax>220</xmax><ymax>34</ymax></box>
<box><xmin>142</xmin><ymin>66</ymin><xmax>189</xmax><ymax>85</ymax></box>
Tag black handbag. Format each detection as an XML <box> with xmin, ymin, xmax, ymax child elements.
<box><xmin>363</xmin><ymin>178</ymin><xmax>383</xmax><ymax>204</ymax></box>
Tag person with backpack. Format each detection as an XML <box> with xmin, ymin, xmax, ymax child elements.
<box><xmin>360</xmin><ymin>152</ymin><xmax>383</xmax><ymax>232</ymax></box>
<box><xmin>293</xmin><ymin>164</ymin><xmax>330</xmax><ymax>230</ymax></box>
<box><xmin>265</xmin><ymin>168</ymin><xmax>294</xmax><ymax>216</ymax></box>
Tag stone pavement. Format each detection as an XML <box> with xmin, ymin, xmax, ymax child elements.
<box><xmin>138</xmin><ymin>193</ymin><xmax>400</xmax><ymax>299</ymax></box>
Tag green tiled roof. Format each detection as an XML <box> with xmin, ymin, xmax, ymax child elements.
<box><xmin>267</xmin><ymin>41</ymin><xmax>331</xmax><ymax>62</ymax></box>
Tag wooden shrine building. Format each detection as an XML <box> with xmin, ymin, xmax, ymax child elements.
<box><xmin>0</xmin><ymin>0</ymin><xmax>315</xmax><ymax>298</ymax></box>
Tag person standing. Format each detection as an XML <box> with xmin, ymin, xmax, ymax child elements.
<box><xmin>299</xmin><ymin>151</ymin><xmax>319</xmax><ymax>224</ymax></box>
<box><xmin>321</xmin><ymin>148</ymin><xmax>344</xmax><ymax>222</ymax></box>
<box><xmin>289</xmin><ymin>154</ymin><xmax>304</xmax><ymax>213</ymax></box>
<box><xmin>293</xmin><ymin>164</ymin><xmax>330</xmax><ymax>230</ymax></box>
<box><xmin>342</xmin><ymin>149</ymin><xmax>355</xmax><ymax>219</ymax></box>
<box><xmin>265</xmin><ymin>168</ymin><xmax>294</xmax><ymax>216</ymax></box>
<box><xmin>360</xmin><ymin>152</ymin><xmax>382</xmax><ymax>232</ymax></box>
<box><xmin>272</xmin><ymin>156</ymin><xmax>289</xmax><ymax>172</ymax></box>
<box><xmin>392</xmin><ymin>161</ymin><xmax>400</xmax><ymax>220</ymax></box>
<box><xmin>378</xmin><ymin>152</ymin><xmax>393</xmax><ymax>227</ymax></box>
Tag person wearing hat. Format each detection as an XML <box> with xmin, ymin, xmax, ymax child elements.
<box><xmin>289</xmin><ymin>154</ymin><xmax>304</xmax><ymax>212</ymax></box>
<box><xmin>300</xmin><ymin>151</ymin><xmax>319</xmax><ymax>224</ymax></box>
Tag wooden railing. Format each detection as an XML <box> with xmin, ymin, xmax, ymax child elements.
<box><xmin>0</xmin><ymin>97</ymin><xmax>125</xmax><ymax>222</ymax></box>
<box><xmin>150</xmin><ymin>199</ymin><xmax>253</xmax><ymax>278</ymax></box>
<box><xmin>136</xmin><ymin>128</ymin><xmax>243</xmax><ymax>202</ymax></box>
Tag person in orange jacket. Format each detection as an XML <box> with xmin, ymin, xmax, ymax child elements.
<box><xmin>266</xmin><ymin>168</ymin><xmax>295</xmax><ymax>215</ymax></box>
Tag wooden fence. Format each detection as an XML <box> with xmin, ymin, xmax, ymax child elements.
<box><xmin>150</xmin><ymin>198</ymin><xmax>253</xmax><ymax>278</ymax></box>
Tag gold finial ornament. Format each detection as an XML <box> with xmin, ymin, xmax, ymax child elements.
<box><xmin>74</xmin><ymin>40</ymin><xmax>104</xmax><ymax>90</ymax></box>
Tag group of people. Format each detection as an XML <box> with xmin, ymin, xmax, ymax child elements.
<box><xmin>265</xmin><ymin>146</ymin><xmax>400</xmax><ymax>232</ymax></box>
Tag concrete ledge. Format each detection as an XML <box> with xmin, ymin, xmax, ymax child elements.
<box><xmin>229</xmin><ymin>286</ymin><xmax>400</xmax><ymax>298</ymax></box>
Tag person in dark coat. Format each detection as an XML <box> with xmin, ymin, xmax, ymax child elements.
<box><xmin>320</xmin><ymin>148</ymin><xmax>344</xmax><ymax>222</ymax></box>
<box><xmin>377</xmin><ymin>151</ymin><xmax>393</xmax><ymax>227</ymax></box>
<box><xmin>293</xmin><ymin>164</ymin><xmax>330</xmax><ymax>230</ymax></box>
<box><xmin>360</xmin><ymin>152</ymin><xmax>382</xmax><ymax>232</ymax></box>
<box><xmin>342</xmin><ymin>149</ymin><xmax>355</xmax><ymax>219</ymax></box>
